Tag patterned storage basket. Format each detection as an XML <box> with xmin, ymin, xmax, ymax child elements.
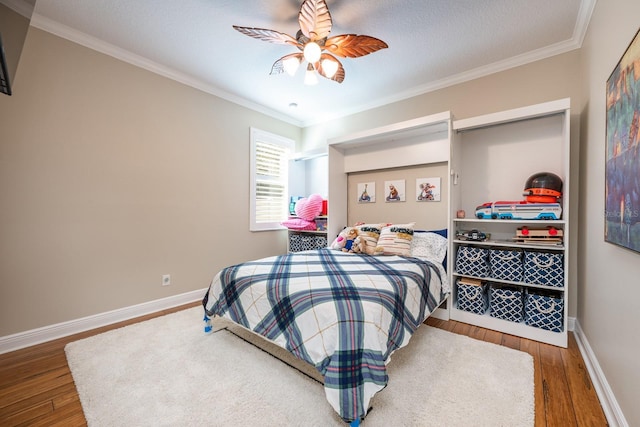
<box><xmin>489</xmin><ymin>284</ymin><xmax>524</xmax><ymax>322</ymax></box>
<box><xmin>289</xmin><ymin>233</ymin><xmax>327</xmax><ymax>252</ymax></box>
<box><xmin>314</xmin><ymin>235</ymin><xmax>328</xmax><ymax>249</ymax></box>
<box><xmin>301</xmin><ymin>234</ymin><xmax>315</xmax><ymax>250</ymax></box>
<box><xmin>455</xmin><ymin>246</ymin><xmax>490</xmax><ymax>277</ymax></box>
<box><xmin>489</xmin><ymin>248</ymin><xmax>523</xmax><ymax>282</ymax></box>
<box><xmin>525</xmin><ymin>289</ymin><xmax>564</xmax><ymax>332</ymax></box>
<box><xmin>289</xmin><ymin>233</ymin><xmax>303</xmax><ymax>252</ymax></box>
<box><xmin>457</xmin><ymin>278</ymin><xmax>488</xmax><ymax>315</ymax></box>
<box><xmin>523</xmin><ymin>251</ymin><xmax>564</xmax><ymax>287</ymax></box>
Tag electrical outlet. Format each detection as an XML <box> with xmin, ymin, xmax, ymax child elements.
<box><xmin>162</xmin><ymin>274</ymin><xmax>171</xmax><ymax>286</ymax></box>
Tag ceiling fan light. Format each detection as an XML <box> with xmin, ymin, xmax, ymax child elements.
<box><xmin>322</xmin><ymin>58</ymin><xmax>339</xmax><ymax>78</ymax></box>
<box><xmin>303</xmin><ymin>42</ymin><xmax>322</xmax><ymax>63</ymax></box>
<box><xmin>283</xmin><ymin>57</ymin><xmax>300</xmax><ymax>76</ymax></box>
<box><xmin>304</xmin><ymin>68</ymin><xmax>319</xmax><ymax>85</ymax></box>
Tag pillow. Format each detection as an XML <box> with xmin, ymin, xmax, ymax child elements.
<box><xmin>294</xmin><ymin>194</ymin><xmax>323</xmax><ymax>221</ymax></box>
<box><xmin>281</xmin><ymin>217</ymin><xmax>317</xmax><ymax>230</ymax></box>
<box><xmin>425</xmin><ymin>228</ymin><xmax>447</xmax><ymax>239</ymax></box>
<box><xmin>374</xmin><ymin>222</ymin><xmax>415</xmax><ymax>256</ymax></box>
<box><xmin>411</xmin><ymin>231</ymin><xmax>448</xmax><ymax>262</ymax></box>
<box><xmin>354</xmin><ymin>223</ymin><xmax>383</xmax><ymax>255</ymax></box>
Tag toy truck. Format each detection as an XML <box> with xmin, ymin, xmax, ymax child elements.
<box><xmin>475</xmin><ymin>201</ymin><xmax>562</xmax><ymax>220</ymax></box>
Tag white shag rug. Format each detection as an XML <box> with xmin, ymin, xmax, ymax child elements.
<box><xmin>65</xmin><ymin>307</ymin><xmax>534</xmax><ymax>426</ymax></box>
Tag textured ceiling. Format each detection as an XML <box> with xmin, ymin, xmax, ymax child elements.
<box><xmin>27</xmin><ymin>0</ymin><xmax>595</xmax><ymax>126</ymax></box>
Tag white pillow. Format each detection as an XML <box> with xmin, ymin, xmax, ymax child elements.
<box><xmin>411</xmin><ymin>232</ymin><xmax>448</xmax><ymax>262</ymax></box>
<box><xmin>375</xmin><ymin>223</ymin><xmax>415</xmax><ymax>256</ymax></box>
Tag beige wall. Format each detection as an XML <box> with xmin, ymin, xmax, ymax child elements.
<box><xmin>347</xmin><ymin>163</ymin><xmax>449</xmax><ymax>230</ymax></box>
<box><xmin>579</xmin><ymin>0</ymin><xmax>640</xmax><ymax>424</ymax></box>
<box><xmin>0</xmin><ymin>28</ymin><xmax>300</xmax><ymax>336</ymax></box>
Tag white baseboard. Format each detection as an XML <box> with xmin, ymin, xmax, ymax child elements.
<box><xmin>573</xmin><ymin>320</ymin><xmax>628</xmax><ymax>427</ymax></box>
<box><xmin>0</xmin><ymin>288</ymin><xmax>207</xmax><ymax>355</ymax></box>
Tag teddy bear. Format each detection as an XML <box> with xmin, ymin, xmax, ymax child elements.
<box><xmin>352</xmin><ymin>235</ymin><xmax>365</xmax><ymax>254</ymax></box>
<box><xmin>341</xmin><ymin>228</ymin><xmax>359</xmax><ymax>252</ymax></box>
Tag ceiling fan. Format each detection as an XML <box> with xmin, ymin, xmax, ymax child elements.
<box><xmin>233</xmin><ymin>0</ymin><xmax>388</xmax><ymax>84</ymax></box>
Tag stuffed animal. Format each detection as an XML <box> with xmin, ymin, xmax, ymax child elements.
<box><xmin>342</xmin><ymin>228</ymin><xmax>359</xmax><ymax>252</ymax></box>
<box><xmin>352</xmin><ymin>236</ymin><xmax>365</xmax><ymax>254</ymax></box>
<box><xmin>330</xmin><ymin>234</ymin><xmax>346</xmax><ymax>250</ymax></box>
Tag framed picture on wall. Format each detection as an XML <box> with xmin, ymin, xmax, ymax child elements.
<box><xmin>384</xmin><ymin>180</ymin><xmax>405</xmax><ymax>202</ymax></box>
<box><xmin>357</xmin><ymin>182</ymin><xmax>375</xmax><ymax>203</ymax></box>
<box><xmin>605</xmin><ymin>27</ymin><xmax>640</xmax><ymax>253</ymax></box>
<box><xmin>416</xmin><ymin>177</ymin><xmax>441</xmax><ymax>202</ymax></box>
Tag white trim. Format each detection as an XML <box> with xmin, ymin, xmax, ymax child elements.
<box><xmin>26</xmin><ymin>2</ymin><xmax>596</xmax><ymax>129</ymax></box>
<box><xmin>291</xmin><ymin>147</ymin><xmax>327</xmax><ymax>161</ymax></box>
<box><xmin>300</xmin><ymin>39</ymin><xmax>584</xmax><ymax>127</ymax></box>
<box><xmin>573</xmin><ymin>320</ymin><xmax>628</xmax><ymax>427</ymax></box>
<box><xmin>0</xmin><ymin>288</ymin><xmax>207</xmax><ymax>355</ymax></box>
<box><xmin>573</xmin><ymin>0</ymin><xmax>598</xmax><ymax>46</ymax></box>
<box><xmin>28</xmin><ymin>13</ymin><xmax>302</xmax><ymax>127</ymax></box>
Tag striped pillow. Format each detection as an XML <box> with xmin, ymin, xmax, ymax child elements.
<box><xmin>375</xmin><ymin>223</ymin><xmax>415</xmax><ymax>256</ymax></box>
<box><xmin>354</xmin><ymin>223</ymin><xmax>382</xmax><ymax>255</ymax></box>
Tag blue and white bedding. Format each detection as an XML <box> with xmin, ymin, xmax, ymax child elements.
<box><xmin>202</xmin><ymin>248</ymin><xmax>449</xmax><ymax>423</ymax></box>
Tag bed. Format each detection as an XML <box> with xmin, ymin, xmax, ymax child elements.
<box><xmin>202</xmin><ymin>227</ymin><xmax>450</xmax><ymax>426</ymax></box>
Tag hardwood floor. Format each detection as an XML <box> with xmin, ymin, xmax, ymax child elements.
<box><xmin>0</xmin><ymin>303</ymin><xmax>608</xmax><ymax>426</ymax></box>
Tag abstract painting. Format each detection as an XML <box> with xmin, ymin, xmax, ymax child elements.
<box><xmin>605</xmin><ymin>27</ymin><xmax>640</xmax><ymax>252</ymax></box>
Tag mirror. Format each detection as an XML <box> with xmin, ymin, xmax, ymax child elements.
<box><xmin>0</xmin><ymin>1</ymin><xmax>35</xmax><ymax>95</ymax></box>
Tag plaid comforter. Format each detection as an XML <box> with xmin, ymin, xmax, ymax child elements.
<box><xmin>202</xmin><ymin>249</ymin><xmax>449</xmax><ymax>423</ymax></box>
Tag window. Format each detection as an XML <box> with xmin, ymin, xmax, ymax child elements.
<box><xmin>249</xmin><ymin>128</ymin><xmax>294</xmax><ymax>231</ymax></box>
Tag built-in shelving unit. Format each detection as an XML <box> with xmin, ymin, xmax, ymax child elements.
<box><xmin>450</xmin><ymin>98</ymin><xmax>571</xmax><ymax>347</ymax></box>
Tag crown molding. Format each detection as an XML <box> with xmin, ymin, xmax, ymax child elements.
<box><xmin>302</xmin><ymin>37</ymin><xmax>583</xmax><ymax>128</ymax></box>
<box><xmin>27</xmin><ymin>0</ymin><xmax>596</xmax><ymax>130</ymax></box>
<box><xmin>573</xmin><ymin>0</ymin><xmax>598</xmax><ymax>46</ymax></box>
<box><xmin>301</xmin><ymin>0</ymin><xmax>597</xmax><ymax>127</ymax></box>
<box><xmin>29</xmin><ymin>12</ymin><xmax>303</xmax><ymax>127</ymax></box>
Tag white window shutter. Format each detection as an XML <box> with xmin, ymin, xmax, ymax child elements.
<box><xmin>250</xmin><ymin>128</ymin><xmax>294</xmax><ymax>231</ymax></box>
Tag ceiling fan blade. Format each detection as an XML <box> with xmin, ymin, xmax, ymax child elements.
<box><xmin>233</xmin><ymin>25</ymin><xmax>300</xmax><ymax>47</ymax></box>
<box><xmin>324</xmin><ymin>34</ymin><xmax>388</xmax><ymax>58</ymax></box>
<box><xmin>298</xmin><ymin>0</ymin><xmax>332</xmax><ymax>41</ymax></box>
<box><xmin>270</xmin><ymin>53</ymin><xmax>304</xmax><ymax>75</ymax></box>
<box><xmin>316</xmin><ymin>53</ymin><xmax>345</xmax><ymax>83</ymax></box>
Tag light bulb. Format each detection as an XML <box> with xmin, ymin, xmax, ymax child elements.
<box><xmin>303</xmin><ymin>42</ymin><xmax>321</xmax><ymax>63</ymax></box>
<box><xmin>282</xmin><ymin>56</ymin><xmax>300</xmax><ymax>76</ymax></box>
<box><xmin>321</xmin><ymin>58</ymin><xmax>339</xmax><ymax>78</ymax></box>
<box><xmin>304</xmin><ymin>67</ymin><xmax>319</xmax><ymax>85</ymax></box>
